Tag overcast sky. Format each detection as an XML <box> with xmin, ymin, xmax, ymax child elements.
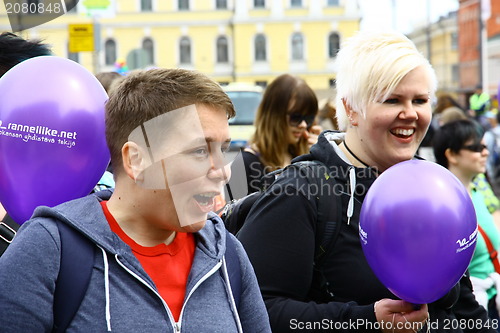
<box><xmin>358</xmin><ymin>0</ymin><xmax>460</xmax><ymax>33</ymax></box>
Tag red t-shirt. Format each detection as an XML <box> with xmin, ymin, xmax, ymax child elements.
<box><xmin>100</xmin><ymin>201</ymin><xmax>195</xmax><ymax>322</ymax></box>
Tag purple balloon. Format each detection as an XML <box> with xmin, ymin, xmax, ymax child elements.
<box><xmin>359</xmin><ymin>160</ymin><xmax>477</xmax><ymax>304</ymax></box>
<box><xmin>0</xmin><ymin>56</ymin><xmax>110</xmax><ymax>224</ymax></box>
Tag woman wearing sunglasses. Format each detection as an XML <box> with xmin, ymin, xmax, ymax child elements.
<box><xmin>433</xmin><ymin>119</ymin><xmax>500</xmax><ymax>327</ymax></box>
<box><xmin>242</xmin><ymin>73</ymin><xmax>320</xmax><ymax>193</ymax></box>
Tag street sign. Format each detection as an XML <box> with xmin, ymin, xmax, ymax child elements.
<box><xmin>68</xmin><ymin>23</ymin><xmax>94</xmax><ymax>53</ymax></box>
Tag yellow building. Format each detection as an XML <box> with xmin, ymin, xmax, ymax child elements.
<box><xmin>0</xmin><ymin>0</ymin><xmax>361</xmax><ymax>95</ymax></box>
<box><xmin>407</xmin><ymin>11</ymin><xmax>460</xmax><ymax>95</ymax></box>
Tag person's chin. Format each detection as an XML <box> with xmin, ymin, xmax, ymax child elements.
<box><xmin>182</xmin><ymin>220</ymin><xmax>207</xmax><ymax>233</ymax></box>
<box><xmin>177</xmin><ymin>209</ymin><xmax>208</xmax><ymax>230</ymax></box>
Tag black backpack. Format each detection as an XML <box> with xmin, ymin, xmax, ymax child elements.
<box><xmin>221</xmin><ymin>160</ymin><xmax>344</xmax><ymax>302</ymax></box>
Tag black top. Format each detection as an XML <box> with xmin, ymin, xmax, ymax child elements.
<box><xmin>237</xmin><ymin>130</ymin><xmax>494</xmax><ymax>332</ymax></box>
<box><xmin>241</xmin><ymin>149</ymin><xmax>267</xmax><ymax>194</ymax></box>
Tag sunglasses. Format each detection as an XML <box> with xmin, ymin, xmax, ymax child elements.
<box><xmin>288</xmin><ymin>113</ymin><xmax>315</xmax><ymax>127</ymax></box>
<box><xmin>462</xmin><ymin>143</ymin><xmax>487</xmax><ymax>152</ymax></box>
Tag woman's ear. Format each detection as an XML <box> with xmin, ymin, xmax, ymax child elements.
<box><xmin>122</xmin><ymin>142</ymin><xmax>148</xmax><ymax>183</ymax></box>
<box><xmin>444</xmin><ymin>148</ymin><xmax>458</xmax><ymax>166</ymax></box>
<box><xmin>342</xmin><ymin>98</ymin><xmax>358</xmax><ymax>126</ymax></box>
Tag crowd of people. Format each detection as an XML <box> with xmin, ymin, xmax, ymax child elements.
<box><xmin>1</xmin><ymin>29</ymin><xmax>500</xmax><ymax>332</ymax></box>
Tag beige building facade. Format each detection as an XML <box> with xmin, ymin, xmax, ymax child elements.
<box><xmin>0</xmin><ymin>0</ymin><xmax>362</xmax><ymax>95</ymax></box>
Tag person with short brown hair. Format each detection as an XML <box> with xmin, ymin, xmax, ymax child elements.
<box><xmin>0</xmin><ymin>68</ymin><xmax>271</xmax><ymax>332</ymax></box>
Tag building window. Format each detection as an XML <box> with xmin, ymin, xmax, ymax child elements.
<box><xmin>216</xmin><ymin>0</ymin><xmax>227</xmax><ymax>9</ymax></box>
<box><xmin>328</xmin><ymin>32</ymin><xmax>340</xmax><ymax>58</ymax></box>
<box><xmin>105</xmin><ymin>39</ymin><xmax>117</xmax><ymax>66</ymax></box>
<box><xmin>142</xmin><ymin>38</ymin><xmax>154</xmax><ymax>65</ymax></box>
<box><xmin>254</xmin><ymin>0</ymin><xmax>265</xmax><ymax>8</ymax></box>
<box><xmin>329</xmin><ymin>78</ymin><xmax>336</xmax><ymax>88</ymax></box>
<box><xmin>180</xmin><ymin>37</ymin><xmax>191</xmax><ymax>64</ymax></box>
<box><xmin>327</xmin><ymin>0</ymin><xmax>339</xmax><ymax>6</ymax></box>
<box><xmin>217</xmin><ymin>36</ymin><xmax>229</xmax><ymax>63</ymax></box>
<box><xmin>141</xmin><ymin>0</ymin><xmax>152</xmax><ymax>11</ymax></box>
<box><xmin>452</xmin><ymin>64</ymin><xmax>459</xmax><ymax>83</ymax></box>
<box><xmin>290</xmin><ymin>0</ymin><xmax>302</xmax><ymax>7</ymax></box>
<box><xmin>254</xmin><ymin>34</ymin><xmax>266</xmax><ymax>61</ymax></box>
<box><xmin>178</xmin><ymin>0</ymin><xmax>189</xmax><ymax>10</ymax></box>
<box><xmin>291</xmin><ymin>33</ymin><xmax>304</xmax><ymax>60</ymax></box>
<box><xmin>451</xmin><ymin>32</ymin><xmax>458</xmax><ymax>51</ymax></box>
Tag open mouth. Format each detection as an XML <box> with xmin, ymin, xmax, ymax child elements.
<box><xmin>390</xmin><ymin>128</ymin><xmax>415</xmax><ymax>139</ymax></box>
<box><xmin>193</xmin><ymin>192</ymin><xmax>218</xmax><ymax>213</ymax></box>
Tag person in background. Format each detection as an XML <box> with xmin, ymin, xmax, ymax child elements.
<box><xmin>484</xmin><ymin>111</ymin><xmax>500</xmax><ymax>189</ymax></box>
<box><xmin>0</xmin><ymin>68</ymin><xmax>271</xmax><ymax>332</ymax></box>
<box><xmin>95</xmin><ymin>71</ymin><xmax>124</xmax><ymax>95</ymax></box>
<box><xmin>418</xmin><ymin>94</ymin><xmax>466</xmax><ymax>162</ymax></box>
<box><xmin>317</xmin><ymin>98</ymin><xmax>338</xmax><ymax>130</ymax></box>
<box><xmin>0</xmin><ymin>32</ymin><xmax>52</xmax><ymax>253</ymax></box>
<box><xmin>439</xmin><ymin>113</ymin><xmax>500</xmax><ymax>232</ymax></box>
<box><xmin>0</xmin><ymin>32</ymin><xmax>52</xmax><ymax>78</ymax></box>
<box><xmin>237</xmin><ymin>30</ymin><xmax>493</xmax><ymax>332</ymax></box>
<box><xmin>433</xmin><ymin>94</ymin><xmax>466</xmax><ymax>128</ymax></box>
<box><xmin>242</xmin><ymin>73</ymin><xmax>321</xmax><ymax>193</ymax></box>
<box><xmin>470</xmin><ymin>85</ymin><xmax>491</xmax><ymax>129</ymax></box>
<box><xmin>433</xmin><ymin>119</ymin><xmax>500</xmax><ymax>329</ymax></box>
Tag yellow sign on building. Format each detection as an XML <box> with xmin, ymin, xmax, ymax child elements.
<box><xmin>68</xmin><ymin>23</ymin><xmax>94</xmax><ymax>53</ymax></box>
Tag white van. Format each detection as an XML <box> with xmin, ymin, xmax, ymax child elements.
<box><xmin>224</xmin><ymin>83</ymin><xmax>263</xmax><ymax>150</ymax></box>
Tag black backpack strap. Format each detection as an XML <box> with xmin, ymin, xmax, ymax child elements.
<box><xmin>222</xmin><ymin>191</ymin><xmax>261</xmax><ymax>234</ymax></box>
<box><xmin>289</xmin><ymin>161</ymin><xmax>341</xmax><ymax>260</ymax></box>
<box><xmin>0</xmin><ymin>214</ymin><xmax>19</xmax><ymax>256</ymax></box>
<box><xmin>53</xmin><ymin>220</ymin><xmax>95</xmax><ymax>332</ymax></box>
<box><xmin>224</xmin><ymin>230</ymin><xmax>242</xmax><ymax>311</ymax></box>
<box><xmin>290</xmin><ymin>160</ymin><xmax>342</xmax><ymax>302</ymax></box>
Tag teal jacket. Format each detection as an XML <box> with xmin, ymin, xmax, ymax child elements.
<box><xmin>0</xmin><ymin>190</ymin><xmax>270</xmax><ymax>332</ymax></box>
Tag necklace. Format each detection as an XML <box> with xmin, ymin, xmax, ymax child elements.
<box><xmin>343</xmin><ymin>141</ymin><xmax>370</xmax><ymax>168</ymax></box>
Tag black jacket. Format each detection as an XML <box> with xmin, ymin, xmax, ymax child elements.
<box><xmin>237</xmin><ymin>131</ymin><xmax>494</xmax><ymax>332</ymax></box>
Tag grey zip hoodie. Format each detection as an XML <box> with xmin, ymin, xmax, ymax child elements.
<box><xmin>0</xmin><ymin>190</ymin><xmax>271</xmax><ymax>332</ymax></box>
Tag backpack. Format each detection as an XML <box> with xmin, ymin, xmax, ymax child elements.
<box><xmin>0</xmin><ymin>216</ymin><xmax>94</xmax><ymax>333</ymax></box>
<box><xmin>221</xmin><ymin>160</ymin><xmax>343</xmax><ymax>302</ymax></box>
<box><xmin>1</xmin><ymin>214</ymin><xmax>242</xmax><ymax>331</ymax></box>
<box><xmin>0</xmin><ymin>214</ymin><xmax>18</xmax><ymax>256</ymax></box>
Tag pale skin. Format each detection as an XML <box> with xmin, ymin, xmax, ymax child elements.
<box><xmin>106</xmin><ymin>105</ymin><xmax>231</xmax><ymax>247</ymax></box>
<box><xmin>447</xmin><ymin>139</ymin><xmax>489</xmax><ymax>192</ymax></box>
<box><xmin>251</xmin><ymin>120</ymin><xmax>321</xmax><ymax>167</ymax></box>
<box><xmin>340</xmin><ymin>66</ymin><xmax>432</xmax><ymax>173</ymax></box>
<box><xmin>0</xmin><ymin>203</ymin><xmax>5</xmax><ymax>219</ymax></box>
<box><xmin>338</xmin><ymin>66</ymin><xmax>433</xmax><ymax>332</ymax></box>
<box><xmin>283</xmin><ymin>121</ymin><xmax>322</xmax><ymax>165</ymax></box>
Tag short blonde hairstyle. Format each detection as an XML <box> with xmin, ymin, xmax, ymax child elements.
<box><xmin>334</xmin><ymin>31</ymin><xmax>437</xmax><ymax>130</ymax></box>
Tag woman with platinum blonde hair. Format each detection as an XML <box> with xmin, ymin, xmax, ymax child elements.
<box><xmin>237</xmin><ymin>30</ymin><xmax>493</xmax><ymax>332</ymax></box>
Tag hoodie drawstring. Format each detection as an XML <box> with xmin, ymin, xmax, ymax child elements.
<box><xmin>347</xmin><ymin>167</ymin><xmax>356</xmax><ymax>225</ymax></box>
<box><xmin>98</xmin><ymin>246</ymin><xmax>112</xmax><ymax>331</ymax></box>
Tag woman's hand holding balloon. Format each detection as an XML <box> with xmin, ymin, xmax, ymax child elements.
<box><xmin>374</xmin><ymin>299</ymin><xmax>429</xmax><ymax>333</ymax></box>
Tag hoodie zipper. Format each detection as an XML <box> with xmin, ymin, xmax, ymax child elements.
<box><xmin>175</xmin><ymin>261</ymin><xmax>223</xmax><ymax>332</ymax></box>
<box><xmin>115</xmin><ymin>255</ymin><xmax>178</xmax><ymax>330</ymax></box>
<box><xmin>116</xmin><ymin>254</ymin><xmax>223</xmax><ymax>332</ymax></box>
